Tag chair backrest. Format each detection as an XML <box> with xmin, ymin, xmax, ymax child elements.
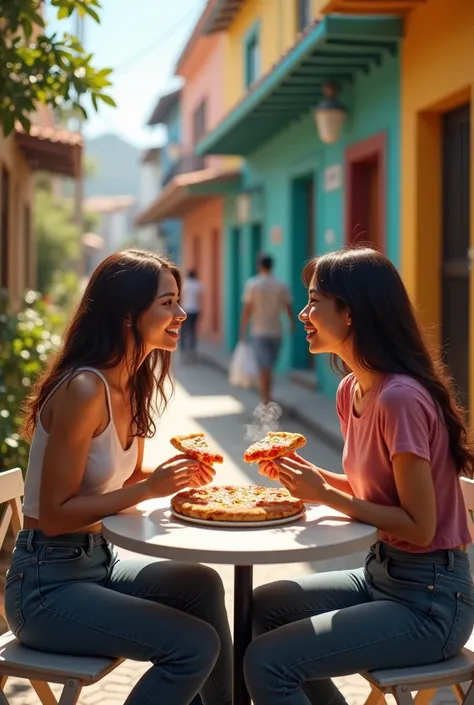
<box><xmin>0</xmin><ymin>468</ymin><xmax>24</xmax><ymax>553</ymax></box>
<box><xmin>460</xmin><ymin>476</ymin><xmax>474</xmax><ymax>542</ymax></box>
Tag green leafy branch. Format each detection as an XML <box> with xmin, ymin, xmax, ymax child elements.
<box><xmin>0</xmin><ymin>0</ymin><xmax>116</xmax><ymax>135</ymax></box>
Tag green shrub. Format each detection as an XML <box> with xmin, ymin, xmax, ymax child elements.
<box><xmin>0</xmin><ymin>290</ymin><xmax>62</xmax><ymax>473</ymax></box>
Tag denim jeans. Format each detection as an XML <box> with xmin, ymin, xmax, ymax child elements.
<box><xmin>244</xmin><ymin>541</ymin><xmax>474</xmax><ymax>705</ymax></box>
<box><xmin>5</xmin><ymin>529</ymin><xmax>232</xmax><ymax>705</ymax></box>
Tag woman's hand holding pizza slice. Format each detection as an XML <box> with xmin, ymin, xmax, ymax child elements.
<box><xmin>169</xmin><ymin>433</ymin><xmax>223</xmax><ymax>488</ymax></box>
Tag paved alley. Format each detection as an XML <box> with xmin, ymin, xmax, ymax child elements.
<box><xmin>4</xmin><ymin>360</ymin><xmax>457</xmax><ymax>705</ymax></box>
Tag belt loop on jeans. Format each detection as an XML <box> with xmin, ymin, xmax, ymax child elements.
<box><xmin>374</xmin><ymin>541</ymin><xmax>382</xmax><ymax>563</ymax></box>
<box><xmin>447</xmin><ymin>549</ymin><xmax>455</xmax><ymax>572</ymax></box>
<box><xmin>86</xmin><ymin>534</ymin><xmax>94</xmax><ymax>557</ymax></box>
<box><xmin>26</xmin><ymin>530</ymin><xmax>34</xmax><ymax>552</ymax></box>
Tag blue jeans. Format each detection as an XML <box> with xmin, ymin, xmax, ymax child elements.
<box><xmin>244</xmin><ymin>541</ymin><xmax>474</xmax><ymax>705</ymax></box>
<box><xmin>5</xmin><ymin>530</ymin><xmax>232</xmax><ymax>705</ymax></box>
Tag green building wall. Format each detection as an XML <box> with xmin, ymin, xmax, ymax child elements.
<box><xmin>224</xmin><ymin>50</ymin><xmax>400</xmax><ymax>398</ymax></box>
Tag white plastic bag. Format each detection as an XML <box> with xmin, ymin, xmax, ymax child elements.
<box><xmin>229</xmin><ymin>342</ymin><xmax>259</xmax><ymax>388</ymax></box>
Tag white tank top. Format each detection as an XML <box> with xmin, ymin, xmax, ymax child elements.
<box><xmin>22</xmin><ymin>367</ymin><xmax>139</xmax><ymax>519</ymax></box>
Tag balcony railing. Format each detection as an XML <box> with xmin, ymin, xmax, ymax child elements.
<box><xmin>161</xmin><ymin>153</ymin><xmax>206</xmax><ymax>188</ymax></box>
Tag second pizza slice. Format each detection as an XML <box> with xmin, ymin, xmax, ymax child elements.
<box><xmin>243</xmin><ymin>431</ymin><xmax>307</xmax><ymax>463</ymax></box>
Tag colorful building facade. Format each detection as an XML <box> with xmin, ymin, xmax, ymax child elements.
<box><xmin>139</xmin><ymin>89</ymin><xmax>183</xmax><ymax>265</ymax></box>
<box><xmin>198</xmin><ymin>7</ymin><xmax>403</xmax><ymax>396</ymax></box>
<box><xmin>0</xmin><ymin>108</ymin><xmax>82</xmax><ymax>310</ymax></box>
<box><xmin>136</xmin><ymin>3</ymin><xmax>241</xmax><ymax>344</ymax></box>
<box><xmin>399</xmin><ymin>0</ymin><xmax>473</xmax><ymax>412</ymax></box>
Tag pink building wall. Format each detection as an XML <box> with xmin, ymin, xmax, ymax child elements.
<box><xmin>177</xmin><ymin>31</ymin><xmax>229</xmax><ymax>343</ymax></box>
<box><xmin>179</xmin><ymin>33</ymin><xmax>226</xmax><ymax>172</ymax></box>
<box><xmin>183</xmin><ymin>198</ymin><xmax>224</xmax><ymax>344</ymax></box>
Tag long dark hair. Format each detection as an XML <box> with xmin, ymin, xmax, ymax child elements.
<box><xmin>23</xmin><ymin>248</ymin><xmax>181</xmax><ymax>441</ymax></box>
<box><xmin>303</xmin><ymin>246</ymin><xmax>474</xmax><ymax>477</ymax></box>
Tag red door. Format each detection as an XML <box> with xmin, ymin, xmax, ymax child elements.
<box><xmin>345</xmin><ymin>133</ymin><xmax>386</xmax><ymax>251</ymax></box>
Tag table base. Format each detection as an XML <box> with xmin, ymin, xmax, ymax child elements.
<box><xmin>233</xmin><ymin>565</ymin><xmax>253</xmax><ymax>705</ymax></box>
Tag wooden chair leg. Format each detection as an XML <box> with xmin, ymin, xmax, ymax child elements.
<box><xmin>363</xmin><ymin>684</ymin><xmax>388</xmax><ymax>705</ymax></box>
<box><xmin>0</xmin><ymin>677</ymin><xmax>7</xmax><ymax>689</ymax></box>
<box><xmin>57</xmin><ymin>679</ymin><xmax>82</xmax><ymax>705</ymax></box>
<box><xmin>453</xmin><ymin>684</ymin><xmax>466</xmax><ymax>703</ymax></box>
<box><xmin>414</xmin><ymin>688</ymin><xmax>438</xmax><ymax>705</ymax></box>
<box><xmin>31</xmin><ymin>680</ymin><xmax>58</xmax><ymax>705</ymax></box>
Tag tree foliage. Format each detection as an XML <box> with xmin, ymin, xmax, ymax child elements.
<box><xmin>0</xmin><ymin>290</ymin><xmax>62</xmax><ymax>472</ymax></box>
<box><xmin>34</xmin><ymin>185</ymin><xmax>98</xmax><ymax>296</ymax></box>
<box><xmin>0</xmin><ymin>0</ymin><xmax>116</xmax><ymax>135</ymax></box>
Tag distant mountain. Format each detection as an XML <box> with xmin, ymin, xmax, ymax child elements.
<box><xmin>85</xmin><ymin>134</ymin><xmax>141</xmax><ymax>198</ymax></box>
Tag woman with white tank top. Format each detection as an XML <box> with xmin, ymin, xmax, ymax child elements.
<box><xmin>5</xmin><ymin>249</ymin><xmax>232</xmax><ymax>705</ymax></box>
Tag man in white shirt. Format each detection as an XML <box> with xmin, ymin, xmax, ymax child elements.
<box><xmin>240</xmin><ymin>254</ymin><xmax>294</xmax><ymax>405</ymax></box>
<box><xmin>181</xmin><ymin>269</ymin><xmax>203</xmax><ymax>361</ymax></box>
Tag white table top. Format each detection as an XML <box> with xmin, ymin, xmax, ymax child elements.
<box><xmin>103</xmin><ymin>496</ymin><xmax>378</xmax><ymax>565</ymax></box>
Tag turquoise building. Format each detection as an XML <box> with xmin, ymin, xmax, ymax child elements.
<box><xmin>197</xmin><ymin>16</ymin><xmax>403</xmax><ymax>397</ymax></box>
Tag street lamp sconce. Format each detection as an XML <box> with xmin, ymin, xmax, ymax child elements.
<box><xmin>313</xmin><ymin>81</ymin><xmax>347</xmax><ymax>145</ymax></box>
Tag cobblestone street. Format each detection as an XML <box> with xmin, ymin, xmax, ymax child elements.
<box><xmin>3</xmin><ymin>361</ymin><xmax>459</xmax><ymax>705</ymax></box>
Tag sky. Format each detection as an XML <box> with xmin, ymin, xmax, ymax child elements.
<box><xmin>46</xmin><ymin>0</ymin><xmax>207</xmax><ymax>148</ymax></box>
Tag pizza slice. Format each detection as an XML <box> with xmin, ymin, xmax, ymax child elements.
<box><xmin>243</xmin><ymin>431</ymin><xmax>307</xmax><ymax>463</ymax></box>
<box><xmin>170</xmin><ymin>432</ymin><xmax>224</xmax><ymax>466</ymax></box>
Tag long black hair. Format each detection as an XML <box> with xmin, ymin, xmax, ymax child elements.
<box><xmin>23</xmin><ymin>248</ymin><xmax>181</xmax><ymax>440</ymax></box>
<box><xmin>303</xmin><ymin>247</ymin><xmax>474</xmax><ymax>477</ymax></box>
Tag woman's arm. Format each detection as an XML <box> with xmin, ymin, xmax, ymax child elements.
<box><xmin>278</xmin><ymin>452</ymin><xmax>437</xmax><ymax>547</ymax></box>
<box><xmin>39</xmin><ymin>374</ymin><xmax>198</xmax><ymax>535</ymax></box>
<box><xmin>317</xmin><ymin>468</ymin><xmax>354</xmax><ymax>495</ymax></box>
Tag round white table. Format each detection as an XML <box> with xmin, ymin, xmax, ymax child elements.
<box><xmin>103</xmin><ymin>497</ymin><xmax>378</xmax><ymax>705</ymax></box>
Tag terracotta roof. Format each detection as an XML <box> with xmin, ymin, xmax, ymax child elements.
<box><xmin>16</xmin><ymin>122</ymin><xmax>83</xmax><ymax>146</ymax></box>
<box><xmin>83</xmin><ymin>195</ymin><xmax>135</xmax><ymax>213</ymax></box>
<box><xmin>135</xmin><ymin>168</ymin><xmax>240</xmax><ymax>225</ymax></box>
<box><xmin>82</xmin><ymin>232</ymin><xmax>104</xmax><ymax>249</ymax></box>
<box><xmin>14</xmin><ymin>123</ymin><xmax>83</xmax><ymax>178</ymax></box>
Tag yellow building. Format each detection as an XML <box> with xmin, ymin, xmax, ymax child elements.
<box><xmin>205</xmin><ymin>0</ymin><xmax>324</xmax><ymax>111</ymax></box>
<box><xmin>0</xmin><ymin>113</ymin><xmax>82</xmax><ymax>309</ymax></box>
<box><xmin>400</xmin><ymin>0</ymin><xmax>473</xmax><ymax>412</ymax></box>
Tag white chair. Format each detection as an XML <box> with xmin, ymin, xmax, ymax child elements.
<box><xmin>0</xmin><ymin>468</ymin><xmax>123</xmax><ymax>705</ymax></box>
<box><xmin>361</xmin><ymin>476</ymin><xmax>474</xmax><ymax>705</ymax></box>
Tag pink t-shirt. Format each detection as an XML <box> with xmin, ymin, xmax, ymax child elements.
<box><xmin>336</xmin><ymin>373</ymin><xmax>471</xmax><ymax>553</ymax></box>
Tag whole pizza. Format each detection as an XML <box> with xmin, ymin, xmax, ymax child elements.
<box><xmin>171</xmin><ymin>485</ymin><xmax>305</xmax><ymax>523</ymax></box>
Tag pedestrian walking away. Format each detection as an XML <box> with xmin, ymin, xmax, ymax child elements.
<box><xmin>5</xmin><ymin>249</ymin><xmax>232</xmax><ymax>705</ymax></box>
<box><xmin>181</xmin><ymin>268</ymin><xmax>203</xmax><ymax>362</ymax></box>
<box><xmin>240</xmin><ymin>254</ymin><xmax>295</xmax><ymax>405</ymax></box>
<box><xmin>246</xmin><ymin>246</ymin><xmax>474</xmax><ymax>705</ymax></box>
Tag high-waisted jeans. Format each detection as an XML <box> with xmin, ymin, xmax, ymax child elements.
<box><xmin>245</xmin><ymin>541</ymin><xmax>474</xmax><ymax>705</ymax></box>
<box><xmin>5</xmin><ymin>529</ymin><xmax>232</xmax><ymax>705</ymax></box>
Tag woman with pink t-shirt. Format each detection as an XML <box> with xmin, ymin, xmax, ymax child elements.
<box><xmin>244</xmin><ymin>247</ymin><xmax>474</xmax><ymax>705</ymax></box>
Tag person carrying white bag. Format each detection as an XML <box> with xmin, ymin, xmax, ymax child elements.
<box><xmin>229</xmin><ymin>341</ymin><xmax>259</xmax><ymax>389</ymax></box>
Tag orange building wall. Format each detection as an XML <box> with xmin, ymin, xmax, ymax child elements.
<box><xmin>183</xmin><ymin>197</ymin><xmax>224</xmax><ymax>344</ymax></box>
<box><xmin>401</xmin><ymin>0</ymin><xmax>474</xmax><ymax>402</ymax></box>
